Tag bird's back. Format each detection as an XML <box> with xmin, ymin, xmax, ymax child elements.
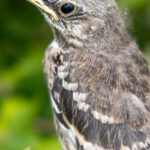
<box><xmin>44</xmin><ymin>38</ymin><xmax>150</xmax><ymax>150</ymax></box>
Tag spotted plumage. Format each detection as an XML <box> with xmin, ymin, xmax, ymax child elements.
<box><xmin>28</xmin><ymin>0</ymin><xmax>150</xmax><ymax>149</ymax></box>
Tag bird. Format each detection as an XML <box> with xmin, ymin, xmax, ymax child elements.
<box><xmin>28</xmin><ymin>0</ymin><xmax>150</xmax><ymax>149</ymax></box>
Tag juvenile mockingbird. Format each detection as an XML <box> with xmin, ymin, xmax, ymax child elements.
<box><xmin>28</xmin><ymin>0</ymin><xmax>150</xmax><ymax>149</ymax></box>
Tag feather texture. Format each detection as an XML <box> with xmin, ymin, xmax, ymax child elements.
<box><xmin>43</xmin><ymin>37</ymin><xmax>150</xmax><ymax>150</ymax></box>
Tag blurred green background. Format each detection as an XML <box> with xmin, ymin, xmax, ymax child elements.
<box><xmin>0</xmin><ymin>0</ymin><xmax>150</xmax><ymax>150</ymax></box>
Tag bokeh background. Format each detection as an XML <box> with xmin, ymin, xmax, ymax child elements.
<box><xmin>0</xmin><ymin>0</ymin><xmax>150</xmax><ymax>150</ymax></box>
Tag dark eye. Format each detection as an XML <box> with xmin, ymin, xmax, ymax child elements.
<box><xmin>60</xmin><ymin>3</ymin><xmax>75</xmax><ymax>14</ymax></box>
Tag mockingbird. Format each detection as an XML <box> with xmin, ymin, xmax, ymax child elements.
<box><xmin>28</xmin><ymin>0</ymin><xmax>150</xmax><ymax>149</ymax></box>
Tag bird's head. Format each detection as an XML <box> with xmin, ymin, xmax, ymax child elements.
<box><xmin>28</xmin><ymin>0</ymin><xmax>122</xmax><ymax>46</ymax></box>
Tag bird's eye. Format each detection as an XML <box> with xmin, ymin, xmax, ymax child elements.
<box><xmin>60</xmin><ymin>3</ymin><xmax>75</xmax><ymax>15</ymax></box>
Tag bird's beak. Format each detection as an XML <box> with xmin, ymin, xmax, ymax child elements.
<box><xmin>27</xmin><ymin>0</ymin><xmax>59</xmax><ymax>21</ymax></box>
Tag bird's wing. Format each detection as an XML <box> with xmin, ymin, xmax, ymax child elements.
<box><xmin>51</xmin><ymin>70</ymin><xmax>150</xmax><ymax>150</ymax></box>
<box><xmin>49</xmin><ymin>48</ymin><xmax>150</xmax><ymax>150</ymax></box>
